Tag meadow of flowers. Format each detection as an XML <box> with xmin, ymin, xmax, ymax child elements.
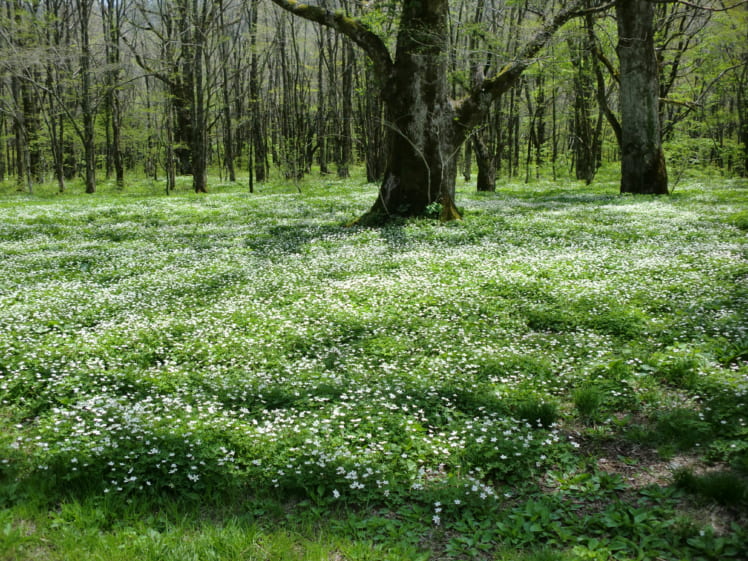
<box><xmin>1</xmin><ymin>176</ymin><xmax>746</xmax><ymax>559</ymax></box>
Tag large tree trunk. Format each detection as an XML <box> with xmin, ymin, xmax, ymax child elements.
<box><xmin>616</xmin><ymin>0</ymin><xmax>668</xmax><ymax>194</ymax></box>
<box><xmin>369</xmin><ymin>0</ymin><xmax>461</xmax><ymax>220</ymax></box>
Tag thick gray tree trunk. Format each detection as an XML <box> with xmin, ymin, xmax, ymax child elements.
<box><xmin>616</xmin><ymin>0</ymin><xmax>668</xmax><ymax>194</ymax></box>
<box><xmin>370</xmin><ymin>0</ymin><xmax>459</xmax><ymax>218</ymax></box>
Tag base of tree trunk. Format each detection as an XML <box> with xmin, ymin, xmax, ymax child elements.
<box><xmin>438</xmin><ymin>194</ymin><xmax>462</xmax><ymax>222</ymax></box>
<box><xmin>351</xmin><ymin>193</ymin><xmax>462</xmax><ymax>226</ymax></box>
<box><xmin>620</xmin><ymin>149</ymin><xmax>669</xmax><ymax>195</ymax></box>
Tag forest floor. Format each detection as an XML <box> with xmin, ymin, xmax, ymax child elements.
<box><xmin>0</xmin><ymin>171</ymin><xmax>747</xmax><ymax>560</ymax></box>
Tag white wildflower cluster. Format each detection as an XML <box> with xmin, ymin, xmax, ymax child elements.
<box><xmin>1</xmin><ymin>186</ymin><xmax>745</xmax><ymax>499</ymax></box>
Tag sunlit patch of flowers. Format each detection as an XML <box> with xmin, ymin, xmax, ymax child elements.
<box><xmin>1</xmin><ymin>181</ymin><xmax>746</xmax><ymax>500</ymax></box>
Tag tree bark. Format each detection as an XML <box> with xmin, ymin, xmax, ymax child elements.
<box><xmin>190</xmin><ymin>0</ymin><xmax>208</xmax><ymax>193</ymax></box>
<box><xmin>615</xmin><ymin>0</ymin><xmax>668</xmax><ymax>194</ymax></box>
<box><xmin>473</xmin><ymin>135</ymin><xmax>495</xmax><ymax>192</ymax></box>
<box><xmin>77</xmin><ymin>0</ymin><xmax>97</xmax><ymax>194</ymax></box>
<box><xmin>247</xmin><ymin>0</ymin><xmax>267</xmax><ymax>182</ymax></box>
<box><xmin>218</xmin><ymin>0</ymin><xmax>236</xmax><ymax>182</ymax></box>
<box><xmin>368</xmin><ymin>0</ymin><xmax>459</xmax><ymax>218</ymax></box>
<box><xmin>101</xmin><ymin>0</ymin><xmax>125</xmax><ymax>188</ymax></box>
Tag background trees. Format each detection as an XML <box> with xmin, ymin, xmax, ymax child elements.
<box><xmin>0</xmin><ymin>0</ymin><xmax>744</xmax><ymax>198</ymax></box>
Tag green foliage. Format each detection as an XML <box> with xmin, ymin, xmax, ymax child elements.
<box><xmin>674</xmin><ymin>468</ymin><xmax>748</xmax><ymax>507</ymax></box>
<box><xmin>572</xmin><ymin>386</ymin><xmax>605</xmax><ymax>423</ymax></box>
<box><xmin>1</xmin><ymin>175</ymin><xmax>747</xmax><ymax>559</ymax></box>
<box><xmin>512</xmin><ymin>398</ymin><xmax>559</xmax><ymax>429</ymax></box>
<box><xmin>728</xmin><ymin>210</ymin><xmax>748</xmax><ymax>231</ymax></box>
<box><xmin>653</xmin><ymin>408</ymin><xmax>713</xmax><ymax>452</ymax></box>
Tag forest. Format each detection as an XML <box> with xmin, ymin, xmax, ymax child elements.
<box><xmin>0</xmin><ymin>0</ymin><xmax>746</xmax><ymax>205</ymax></box>
<box><xmin>1</xmin><ymin>1</ymin><xmax>748</xmax><ymax>561</ymax></box>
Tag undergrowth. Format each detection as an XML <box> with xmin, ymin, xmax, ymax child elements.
<box><xmin>0</xmin><ymin>173</ymin><xmax>746</xmax><ymax>559</ymax></box>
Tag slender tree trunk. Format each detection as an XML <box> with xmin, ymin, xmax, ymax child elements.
<box><xmin>357</xmin><ymin>63</ymin><xmax>386</xmax><ymax>183</ymax></box>
<box><xmin>568</xmin><ymin>32</ymin><xmax>596</xmax><ymax>184</ymax></box>
<box><xmin>101</xmin><ymin>0</ymin><xmax>124</xmax><ymax>188</ymax></box>
<box><xmin>165</xmin><ymin>92</ymin><xmax>176</xmax><ymax>194</ymax></box>
<box><xmin>586</xmin><ymin>13</ymin><xmax>622</xmax><ymax>149</ymax></box>
<box><xmin>462</xmin><ymin>140</ymin><xmax>472</xmax><ymax>182</ymax></box>
<box><xmin>337</xmin><ymin>37</ymin><xmax>354</xmax><ymax>178</ymax></box>
<box><xmin>316</xmin><ymin>28</ymin><xmax>329</xmax><ymax>175</ymax></box>
<box><xmin>218</xmin><ymin>0</ymin><xmax>236</xmax><ymax>182</ymax></box>
<box><xmin>77</xmin><ymin>0</ymin><xmax>96</xmax><ymax>194</ymax></box>
<box><xmin>247</xmin><ymin>0</ymin><xmax>266</xmax><ymax>182</ymax></box>
<box><xmin>21</xmin><ymin>81</ymin><xmax>41</xmax><ymax>184</ymax></box>
<box><xmin>190</xmin><ymin>0</ymin><xmax>208</xmax><ymax>193</ymax></box>
<box><xmin>616</xmin><ymin>0</ymin><xmax>668</xmax><ymax>194</ymax></box>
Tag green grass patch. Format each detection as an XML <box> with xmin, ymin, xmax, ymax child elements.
<box><xmin>1</xmin><ymin>173</ymin><xmax>747</xmax><ymax>559</ymax></box>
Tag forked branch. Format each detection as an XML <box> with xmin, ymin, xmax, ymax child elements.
<box><xmin>267</xmin><ymin>0</ymin><xmax>394</xmax><ymax>80</ymax></box>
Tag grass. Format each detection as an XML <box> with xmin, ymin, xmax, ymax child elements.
<box><xmin>0</xmin><ymin>170</ymin><xmax>747</xmax><ymax>559</ymax></box>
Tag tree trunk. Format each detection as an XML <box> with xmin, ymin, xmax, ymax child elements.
<box><xmin>218</xmin><ymin>0</ymin><xmax>236</xmax><ymax>183</ymax></box>
<box><xmin>101</xmin><ymin>0</ymin><xmax>124</xmax><ymax>188</ymax></box>
<box><xmin>247</xmin><ymin>0</ymin><xmax>267</xmax><ymax>182</ymax></box>
<box><xmin>462</xmin><ymin>139</ymin><xmax>472</xmax><ymax>182</ymax></box>
<box><xmin>77</xmin><ymin>0</ymin><xmax>96</xmax><ymax>194</ymax></box>
<box><xmin>568</xmin><ymin>32</ymin><xmax>596</xmax><ymax>184</ymax></box>
<box><xmin>369</xmin><ymin>0</ymin><xmax>460</xmax><ymax>219</ymax></box>
<box><xmin>616</xmin><ymin>0</ymin><xmax>668</xmax><ymax>194</ymax></box>
<box><xmin>337</xmin><ymin>38</ymin><xmax>354</xmax><ymax>178</ymax></box>
<box><xmin>190</xmin><ymin>0</ymin><xmax>208</xmax><ymax>193</ymax></box>
<box><xmin>473</xmin><ymin>135</ymin><xmax>495</xmax><ymax>192</ymax></box>
<box><xmin>316</xmin><ymin>28</ymin><xmax>329</xmax><ymax>175</ymax></box>
<box><xmin>357</xmin><ymin>63</ymin><xmax>386</xmax><ymax>183</ymax></box>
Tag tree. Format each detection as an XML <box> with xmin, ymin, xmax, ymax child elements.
<box><xmin>268</xmin><ymin>0</ymin><xmax>598</xmax><ymax>220</ymax></box>
<box><xmin>567</xmin><ymin>23</ymin><xmax>603</xmax><ymax>184</ymax></box>
<box><xmin>101</xmin><ymin>0</ymin><xmax>126</xmax><ymax>188</ymax></box>
<box><xmin>75</xmin><ymin>0</ymin><xmax>98</xmax><ymax>194</ymax></box>
<box><xmin>129</xmin><ymin>0</ymin><xmax>214</xmax><ymax>192</ymax></box>
<box><xmin>615</xmin><ymin>0</ymin><xmax>668</xmax><ymax>194</ymax></box>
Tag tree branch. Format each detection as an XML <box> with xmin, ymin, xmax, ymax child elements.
<box><xmin>649</xmin><ymin>0</ymin><xmax>748</xmax><ymax>12</ymax></box>
<box><xmin>454</xmin><ymin>1</ymin><xmax>611</xmax><ymax>132</ymax></box>
<box><xmin>267</xmin><ymin>0</ymin><xmax>393</xmax><ymax>81</ymax></box>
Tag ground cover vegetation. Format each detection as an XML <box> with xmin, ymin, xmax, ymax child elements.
<box><xmin>0</xmin><ymin>169</ymin><xmax>746</xmax><ymax>559</ymax></box>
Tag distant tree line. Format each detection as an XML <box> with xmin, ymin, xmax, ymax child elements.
<box><xmin>0</xmin><ymin>0</ymin><xmax>745</xmax><ymax>206</ymax></box>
